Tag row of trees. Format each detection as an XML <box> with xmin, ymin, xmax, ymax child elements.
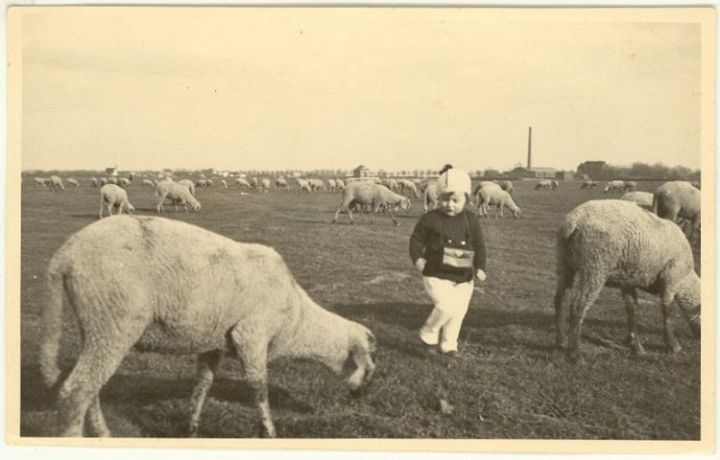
<box><xmin>577</xmin><ymin>161</ymin><xmax>700</xmax><ymax>181</ymax></box>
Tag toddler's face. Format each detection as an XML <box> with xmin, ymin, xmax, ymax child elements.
<box><xmin>438</xmin><ymin>192</ymin><xmax>466</xmax><ymax>216</ymax></box>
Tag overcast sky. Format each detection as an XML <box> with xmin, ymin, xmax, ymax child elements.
<box><xmin>18</xmin><ymin>7</ymin><xmax>705</xmax><ymax>172</ymax></box>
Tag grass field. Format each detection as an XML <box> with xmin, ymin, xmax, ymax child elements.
<box><xmin>19</xmin><ymin>176</ymin><xmax>702</xmax><ymax>439</ymax></box>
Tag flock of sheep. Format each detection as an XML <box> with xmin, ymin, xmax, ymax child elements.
<box><xmin>31</xmin><ymin>171</ymin><xmax>702</xmax><ymax>438</ymax></box>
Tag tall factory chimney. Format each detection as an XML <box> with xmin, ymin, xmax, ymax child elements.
<box><xmin>527</xmin><ymin>126</ymin><xmax>532</xmax><ymax>169</ymax></box>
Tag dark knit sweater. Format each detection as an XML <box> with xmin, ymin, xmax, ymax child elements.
<box><xmin>409</xmin><ymin>209</ymin><xmax>487</xmax><ymax>283</ymax></box>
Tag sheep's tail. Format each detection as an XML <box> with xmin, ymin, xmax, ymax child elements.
<box><xmin>39</xmin><ymin>263</ymin><xmax>68</xmax><ymax>388</ymax></box>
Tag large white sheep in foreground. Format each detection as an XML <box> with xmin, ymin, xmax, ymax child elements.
<box><xmin>653</xmin><ymin>180</ymin><xmax>701</xmax><ymax>240</ymax></box>
<box><xmin>554</xmin><ymin>200</ymin><xmax>700</xmax><ymax>361</ymax></box>
<box><xmin>155</xmin><ymin>181</ymin><xmax>201</xmax><ymax>213</ymax></box>
<box><xmin>333</xmin><ymin>182</ymin><xmax>411</xmax><ymax>226</ymax></box>
<box><xmin>99</xmin><ymin>184</ymin><xmax>135</xmax><ymax>218</ymax></box>
<box><xmin>40</xmin><ymin>215</ymin><xmax>377</xmax><ymax>438</ymax></box>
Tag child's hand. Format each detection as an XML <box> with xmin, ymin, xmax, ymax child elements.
<box><xmin>475</xmin><ymin>269</ymin><xmax>487</xmax><ymax>282</ymax></box>
<box><xmin>415</xmin><ymin>258</ymin><xmax>427</xmax><ymax>272</ymax></box>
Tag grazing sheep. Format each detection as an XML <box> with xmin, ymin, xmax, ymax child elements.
<box><xmin>90</xmin><ymin>178</ymin><xmax>98</xmax><ymax>188</ymax></box>
<box><xmin>397</xmin><ymin>179</ymin><xmax>420</xmax><ymax>198</ymax></box>
<box><xmin>423</xmin><ymin>181</ymin><xmax>440</xmax><ymax>213</ymax></box>
<box><xmin>554</xmin><ymin>200</ymin><xmax>700</xmax><ymax>360</ymax></box>
<box><xmin>276</xmin><ymin>177</ymin><xmax>289</xmax><ymax>190</ymax></box>
<box><xmin>620</xmin><ymin>191</ymin><xmax>654</xmax><ymax>210</ymax></box>
<box><xmin>195</xmin><ymin>179</ymin><xmax>208</xmax><ymax>188</ymax></box>
<box><xmin>580</xmin><ymin>180</ymin><xmax>598</xmax><ymax>189</ymax></box>
<box><xmin>623</xmin><ymin>180</ymin><xmax>637</xmax><ymax>191</ymax></box>
<box><xmin>250</xmin><ymin>177</ymin><xmax>259</xmax><ymax>188</ymax></box>
<box><xmin>551</xmin><ymin>180</ymin><xmax>560</xmax><ymax>190</ymax></box>
<box><xmin>178</xmin><ymin>179</ymin><xmax>196</xmax><ymax>196</ymax></box>
<box><xmin>497</xmin><ymin>180</ymin><xmax>513</xmax><ymax>194</ymax></box>
<box><xmin>327</xmin><ymin>178</ymin><xmax>337</xmax><ymax>192</ymax></box>
<box><xmin>309</xmin><ymin>179</ymin><xmax>325</xmax><ymax>191</ymax></box>
<box><xmin>49</xmin><ymin>175</ymin><xmax>65</xmax><ymax>191</ymax></box>
<box><xmin>296</xmin><ymin>178</ymin><xmax>312</xmax><ymax>192</ymax></box>
<box><xmin>118</xmin><ymin>177</ymin><xmax>131</xmax><ymax>188</ymax></box>
<box><xmin>235</xmin><ymin>178</ymin><xmax>253</xmax><ymax>189</ymax></box>
<box><xmin>206</xmin><ymin>179</ymin><xmax>213</xmax><ymax>187</ymax></box>
<box><xmin>534</xmin><ymin>179</ymin><xmax>552</xmax><ymax>191</ymax></box>
<box><xmin>99</xmin><ymin>184</ymin><xmax>134</xmax><ymax>218</ymax></box>
<box><xmin>476</xmin><ymin>186</ymin><xmax>521</xmax><ymax>218</ymax></box>
<box><xmin>107</xmin><ymin>177</ymin><xmax>118</xmax><ymax>185</ymax></box>
<box><xmin>603</xmin><ymin>180</ymin><xmax>625</xmax><ymax>193</ymax></box>
<box><xmin>67</xmin><ymin>178</ymin><xmax>80</xmax><ymax>188</ymax></box>
<box><xmin>335</xmin><ymin>179</ymin><xmax>345</xmax><ymax>191</ymax></box>
<box><xmin>333</xmin><ymin>182</ymin><xmax>411</xmax><ymax>226</ymax></box>
<box><xmin>220</xmin><ymin>179</ymin><xmax>228</xmax><ymax>189</ymax></box>
<box><xmin>260</xmin><ymin>178</ymin><xmax>271</xmax><ymax>192</ymax></box>
<box><xmin>99</xmin><ymin>177</ymin><xmax>108</xmax><ymax>187</ymax></box>
<box><xmin>40</xmin><ymin>215</ymin><xmax>377</xmax><ymax>437</ymax></box>
<box><xmin>34</xmin><ymin>177</ymin><xmax>49</xmax><ymax>187</ymax></box>
<box><xmin>653</xmin><ymin>181</ymin><xmax>701</xmax><ymax>240</ymax></box>
<box><xmin>156</xmin><ymin>181</ymin><xmax>201</xmax><ymax>213</ymax></box>
<box><xmin>142</xmin><ymin>178</ymin><xmax>155</xmax><ymax>187</ymax></box>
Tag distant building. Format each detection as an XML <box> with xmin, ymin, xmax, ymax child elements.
<box><xmin>508</xmin><ymin>166</ymin><xmax>558</xmax><ymax>179</ymax></box>
<box><xmin>105</xmin><ymin>166</ymin><xmax>118</xmax><ymax>176</ymax></box>
<box><xmin>556</xmin><ymin>171</ymin><xmax>575</xmax><ymax>181</ymax></box>
<box><xmin>353</xmin><ymin>165</ymin><xmax>372</xmax><ymax>178</ymax></box>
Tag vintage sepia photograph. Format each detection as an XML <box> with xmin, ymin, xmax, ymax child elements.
<box><xmin>5</xmin><ymin>4</ymin><xmax>715</xmax><ymax>454</ymax></box>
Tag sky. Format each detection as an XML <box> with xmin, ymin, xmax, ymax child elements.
<box><xmin>16</xmin><ymin>7</ymin><xmax>705</xmax><ymax>173</ymax></box>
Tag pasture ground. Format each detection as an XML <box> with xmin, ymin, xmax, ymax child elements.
<box><xmin>19</xmin><ymin>177</ymin><xmax>701</xmax><ymax>439</ymax></box>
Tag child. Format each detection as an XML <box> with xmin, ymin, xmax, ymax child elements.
<box><xmin>409</xmin><ymin>166</ymin><xmax>487</xmax><ymax>355</ymax></box>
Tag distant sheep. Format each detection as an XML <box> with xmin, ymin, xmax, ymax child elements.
<box><xmin>653</xmin><ymin>181</ymin><xmax>701</xmax><ymax>240</ymax></box>
<box><xmin>235</xmin><ymin>178</ymin><xmax>253</xmax><ymax>189</ymax></box>
<box><xmin>34</xmin><ymin>177</ymin><xmax>49</xmax><ymax>187</ymax></box>
<box><xmin>476</xmin><ymin>186</ymin><xmax>521</xmax><ymax>218</ymax></box>
<box><xmin>333</xmin><ymin>182</ymin><xmax>411</xmax><ymax>226</ymax></box>
<box><xmin>156</xmin><ymin>181</ymin><xmax>201</xmax><ymax>213</ymax></box>
<box><xmin>580</xmin><ymin>180</ymin><xmax>598</xmax><ymax>189</ymax></box>
<box><xmin>497</xmin><ymin>180</ymin><xmax>513</xmax><ymax>194</ymax></box>
<box><xmin>276</xmin><ymin>177</ymin><xmax>289</xmax><ymax>190</ymax></box>
<box><xmin>423</xmin><ymin>181</ymin><xmax>439</xmax><ymax>213</ymax></box>
<box><xmin>534</xmin><ymin>179</ymin><xmax>553</xmax><ymax>191</ymax></box>
<box><xmin>118</xmin><ymin>177</ymin><xmax>131</xmax><ymax>188</ymax></box>
<box><xmin>397</xmin><ymin>179</ymin><xmax>420</xmax><ymax>198</ymax></box>
<box><xmin>99</xmin><ymin>184</ymin><xmax>135</xmax><ymax>218</ymax></box>
<box><xmin>620</xmin><ymin>191</ymin><xmax>653</xmax><ymax>210</ymax></box>
<box><xmin>296</xmin><ymin>178</ymin><xmax>311</xmax><ymax>192</ymax></box>
<box><xmin>40</xmin><ymin>215</ymin><xmax>377</xmax><ymax>437</ymax></box>
<box><xmin>67</xmin><ymin>178</ymin><xmax>80</xmax><ymax>188</ymax></box>
<box><xmin>142</xmin><ymin>178</ymin><xmax>156</xmax><ymax>187</ymax></box>
<box><xmin>220</xmin><ymin>179</ymin><xmax>228</xmax><ymax>189</ymax></box>
<box><xmin>49</xmin><ymin>175</ymin><xmax>65</xmax><ymax>191</ymax></box>
<box><xmin>90</xmin><ymin>178</ymin><xmax>98</xmax><ymax>188</ymax></box>
<box><xmin>554</xmin><ymin>200</ymin><xmax>700</xmax><ymax>360</ymax></box>
<box><xmin>603</xmin><ymin>180</ymin><xmax>625</xmax><ymax>193</ymax></box>
<box><xmin>335</xmin><ymin>179</ymin><xmax>345</xmax><ymax>191</ymax></box>
<box><xmin>623</xmin><ymin>181</ymin><xmax>637</xmax><ymax>191</ymax></box>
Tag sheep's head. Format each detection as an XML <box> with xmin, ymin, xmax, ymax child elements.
<box><xmin>126</xmin><ymin>203</ymin><xmax>136</xmax><ymax>214</ymax></box>
<box><xmin>512</xmin><ymin>206</ymin><xmax>521</xmax><ymax>218</ymax></box>
<box><xmin>400</xmin><ymin>197</ymin><xmax>412</xmax><ymax>211</ymax></box>
<box><xmin>676</xmin><ymin>272</ymin><xmax>701</xmax><ymax>339</ymax></box>
<box><xmin>343</xmin><ymin>327</ymin><xmax>377</xmax><ymax>398</ymax></box>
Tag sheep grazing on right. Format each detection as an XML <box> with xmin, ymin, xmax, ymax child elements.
<box><xmin>476</xmin><ymin>186</ymin><xmax>521</xmax><ymax>218</ymax></box>
<box><xmin>235</xmin><ymin>177</ymin><xmax>253</xmax><ymax>189</ymax></box>
<box><xmin>554</xmin><ymin>200</ymin><xmax>700</xmax><ymax>361</ymax></box>
<box><xmin>580</xmin><ymin>180</ymin><xmax>598</xmax><ymax>189</ymax></box>
<box><xmin>276</xmin><ymin>177</ymin><xmax>289</xmax><ymax>190</ymax></box>
<box><xmin>67</xmin><ymin>178</ymin><xmax>80</xmax><ymax>188</ymax></box>
<box><xmin>423</xmin><ymin>181</ymin><xmax>439</xmax><ymax>212</ymax></box>
<box><xmin>155</xmin><ymin>180</ymin><xmax>201</xmax><ymax>213</ymax></box>
<box><xmin>333</xmin><ymin>182</ymin><xmax>411</xmax><ymax>226</ymax></box>
<box><xmin>99</xmin><ymin>184</ymin><xmax>135</xmax><ymax>218</ymax></box>
<box><xmin>653</xmin><ymin>180</ymin><xmax>701</xmax><ymax>240</ymax></box>
<box><xmin>40</xmin><ymin>215</ymin><xmax>377</xmax><ymax>438</ymax></box>
<box><xmin>534</xmin><ymin>179</ymin><xmax>555</xmax><ymax>191</ymax></box>
<box><xmin>620</xmin><ymin>191</ymin><xmax>653</xmax><ymax>210</ymax></box>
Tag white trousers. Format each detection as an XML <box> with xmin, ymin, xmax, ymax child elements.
<box><xmin>419</xmin><ymin>276</ymin><xmax>474</xmax><ymax>353</ymax></box>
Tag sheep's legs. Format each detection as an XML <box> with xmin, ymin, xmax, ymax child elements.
<box><xmin>98</xmin><ymin>200</ymin><xmax>104</xmax><ymax>219</ymax></box>
<box><xmin>56</xmin><ymin>325</ymin><xmax>143</xmax><ymax>437</ymax></box>
<box><xmin>621</xmin><ymin>288</ymin><xmax>645</xmax><ymax>356</ymax></box>
<box><xmin>229</xmin><ymin>329</ymin><xmax>275</xmax><ymax>437</ymax></box>
<box><xmin>661</xmin><ymin>294</ymin><xmax>682</xmax><ymax>353</ymax></box>
<box><xmin>85</xmin><ymin>396</ymin><xmax>110</xmax><ymax>437</ymax></box>
<box><xmin>566</xmin><ymin>276</ymin><xmax>604</xmax><ymax>361</ymax></box>
<box><xmin>188</xmin><ymin>350</ymin><xmax>222</xmax><ymax>437</ymax></box>
<box><xmin>553</xmin><ymin>284</ymin><xmax>569</xmax><ymax>349</ymax></box>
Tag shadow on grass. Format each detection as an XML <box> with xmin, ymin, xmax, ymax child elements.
<box><xmin>20</xmin><ymin>363</ymin><xmax>314</xmax><ymax>437</ymax></box>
